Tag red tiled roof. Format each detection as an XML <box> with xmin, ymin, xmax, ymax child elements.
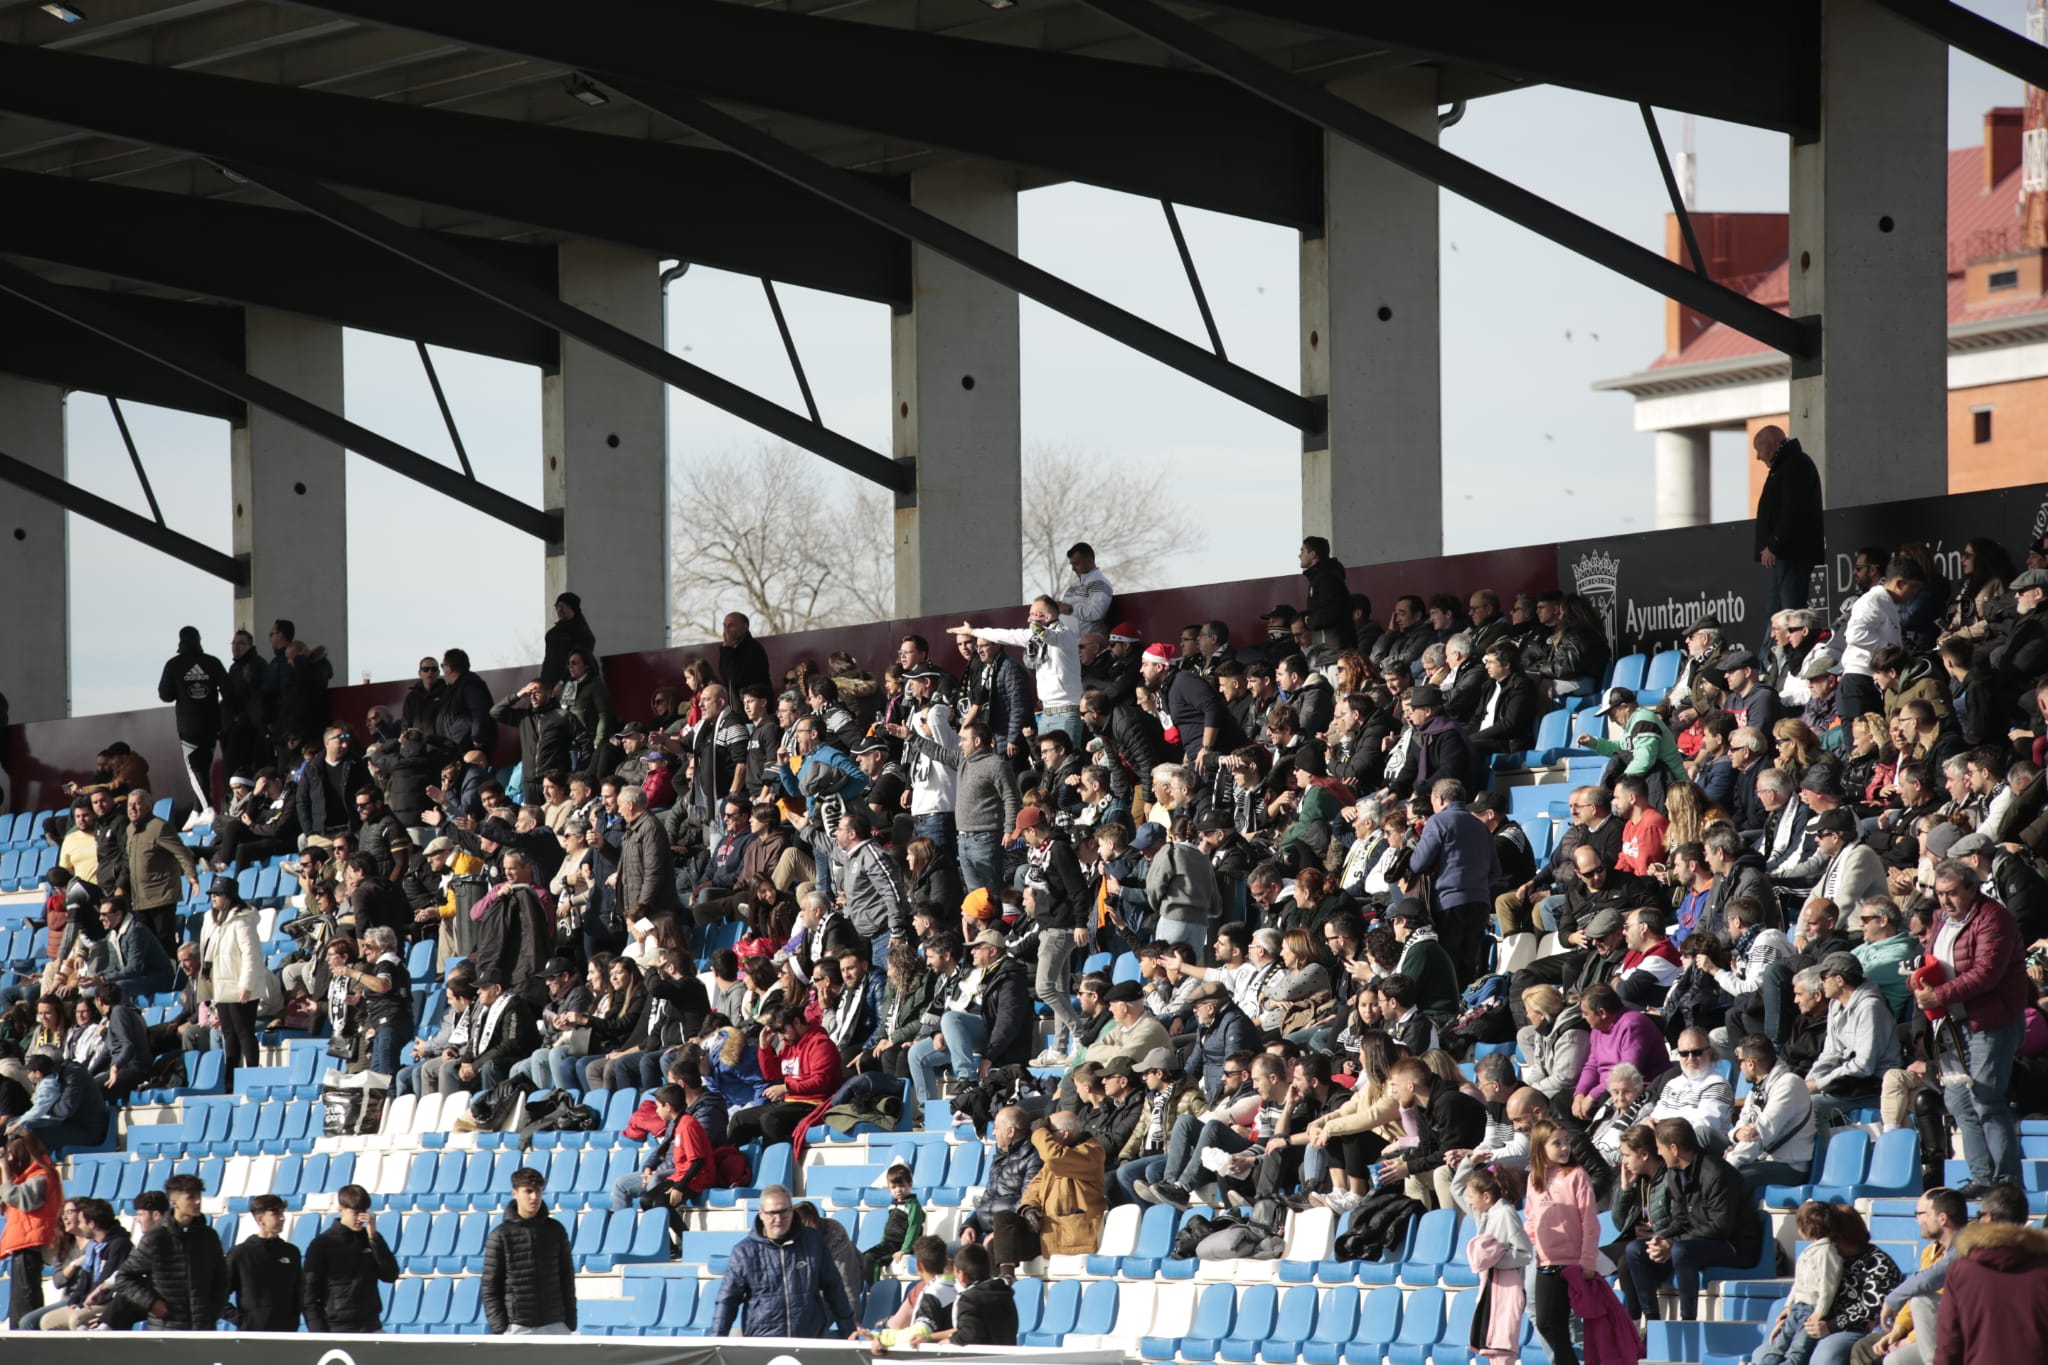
<box><xmin>1649</xmin><ymin>148</ymin><xmax>2043</xmax><ymax>369</ymax></box>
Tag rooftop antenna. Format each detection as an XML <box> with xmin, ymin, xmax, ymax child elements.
<box><xmin>1676</xmin><ymin>113</ymin><xmax>1697</xmax><ymax>211</ymax></box>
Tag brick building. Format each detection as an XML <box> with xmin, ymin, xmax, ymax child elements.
<box><xmin>1596</xmin><ymin>104</ymin><xmax>2048</xmax><ymax>526</ymax></box>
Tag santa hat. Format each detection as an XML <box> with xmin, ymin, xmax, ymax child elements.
<box><xmin>1108</xmin><ymin>622</ymin><xmax>1141</xmax><ymax>643</ymax></box>
<box><xmin>1143</xmin><ymin>643</ymin><xmax>1176</xmax><ymax>665</ymax></box>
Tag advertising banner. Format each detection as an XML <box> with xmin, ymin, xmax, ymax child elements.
<box><xmin>1558</xmin><ymin>482</ymin><xmax>2048</xmax><ymax>659</ymax></box>
<box><xmin>1556</xmin><ymin>521</ymin><xmax>1771</xmax><ymax>657</ymax></box>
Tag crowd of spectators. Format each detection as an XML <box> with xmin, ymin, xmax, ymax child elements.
<box><xmin>4</xmin><ymin>514</ymin><xmax>2048</xmax><ymax>1350</ymax></box>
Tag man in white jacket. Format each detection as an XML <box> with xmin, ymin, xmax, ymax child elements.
<box><xmin>1649</xmin><ymin>1029</ymin><xmax>1736</xmax><ymax>1150</ymax></box>
<box><xmin>1726</xmin><ymin>1033</ymin><xmax>1816</xmax><ymax>1195</ymax></box>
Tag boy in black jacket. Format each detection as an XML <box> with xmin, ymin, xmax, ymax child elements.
<box><xmin>303</xmin><ymin>1183</ymin><xmax>399</xmax><ymax>1332</ymax></box>
<box><xmin>225</xmin><ymin>1193</ymin><xmax>304</xmax><ymax>1331</ymax></box>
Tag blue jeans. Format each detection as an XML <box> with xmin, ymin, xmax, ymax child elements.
<box><xmin>391</xmin><ymin>1061</ymin><xmax>426</xmax><ymax>1099</ymax></box>
<box><xmin>1037</xmin><ymin>710</ymin><xmax>1085</xmax><ymax>748</ymax></box>
<box><xmin>1944</xmin><ymin>1014</ymin><xmax>2025</xmax><ymax>1187</ymax></box>
<box><xmin>959</xmin><ymin>831</ymin><xmax>1000</xmax><ymax>895</ymax></box>
<box><xmin>1769</xmin><ymin>557</ymin><xmax>1812</xmax><ymax>613</ymax></box>
<box><xmin>1155</xmin><ymin>916</ymin><xmax>1206</xmax><ymax>950</ymax></box>
<box><xmin>908</xmin><ymin>1010</ymin><xmax>990</xmax><ymax>1108</ymax></box>
<box><xmin>1624</xmin><ymin>1235</ymin><xmax>1746</xmax><ymax>1321</ymax></box>
<box><xmin>1111</xmin><ymin>1154</ymin><xmax>1166</xmax><ymax>1206</ymax></box>
<box><xmin>552</xmin><ymin>1049</ymin><xmax>599</xmax><ymax>1090</ymax></box>
<box><xmin>611</xmin><ymin>1171</ymin><xmax>654</xmax><ymax>1210</ymax></box>
<box><xmin>1755</xmin><ymin>1300</ymin><xmax>1818</xmax><ymax>1365</ymax></box>
<box><xmin>913</xmin><ymin>812</ymin><xmax>957</xmax><ymax>864</ymax></box>
<box><xmin>369</xmin><ymin>1022</ymin><xmax>406</xmax><ymax>1079</ymax></box>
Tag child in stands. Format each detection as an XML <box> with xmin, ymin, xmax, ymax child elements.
<box><xmin>1524</xmin><ymin>1120</ymin><xmax>1599</xmax><ymax>1365</ymax></box>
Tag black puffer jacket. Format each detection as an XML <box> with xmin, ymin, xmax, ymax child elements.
<box><xmin>117</xmin><ymin>1214</ymin><xmax>228</xmax><ymax>1330</ymax></box>
<box><xmin>303</xmin><ymin>1220</ymin><xmax>400</xmax><ymax>1332</ymax></box>
<box><xmin>482</xmin><ymin>1201</ymin><xmax>576</xmax><ymax>1334</ymax></box>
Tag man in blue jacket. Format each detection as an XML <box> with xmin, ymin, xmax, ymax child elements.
<box><xmin>712</xmin><ymin>1184</ymin><xmax>855</xmax><ymax>1338</ymax></box>
<box><xmin>1406</xmin><ymin>777</ymin><xmax>1501</xmax><ymax>983</ymax></box>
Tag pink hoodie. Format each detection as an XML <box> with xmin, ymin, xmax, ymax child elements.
<box><xmin>1524</xmin><ymin>1165</ymin><xmax>1599</xmax><ymax>1272</ymax></box>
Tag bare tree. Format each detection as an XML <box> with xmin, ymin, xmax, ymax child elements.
<box><xmin>668</xmin><ymin>445</ymin><xmax>891</xmax><ymax>640</ymax></box>
<box><xmin>1017</xmin><ymin>443</ymin><xmax>1186</xmax><ymax>599</ymax></box>
<box><xmin>669</xmin><ymin>441</ymin><xmax>1187</xmax><ymax>640</ymax></box>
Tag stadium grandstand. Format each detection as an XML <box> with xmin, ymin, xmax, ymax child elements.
<box><xmin>7</xmin><ymin>2</ymin><xmax>2048</xmax><ymax>1363</ymax></box>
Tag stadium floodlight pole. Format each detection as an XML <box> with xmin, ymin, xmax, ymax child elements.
<box><xmin>595</xmin><ymin>74</ymin><xmax>1328</xmax><ymax>437</ymax></box>
<box><xmin>0</xmin><ymin>448</ymin><xmax>246</xmax><ymax>584</ymax></box>
<box><xmin>0</xmin><ymin>258</ymin><xmax>562</xmax><ymax>542</ymax></box>
<box><xmin>222</xmin><ymin>159</ymin><xmax>915</xmax><ymax>496</ymax></box>
<box><xmin>1082</xmin><ymin>0</ymin><xmax>1823</xmax><ymax>363</ymax></box>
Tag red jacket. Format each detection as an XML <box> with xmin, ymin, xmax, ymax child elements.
<box><xmin>1934</xmin><ymin>1222</ymin><xmax>2048</xmax><ymax>1365</ymax></box>
<box><xmin>1921</xmin><ymin>894</ymin><xmax>2029</xmax><ymax>1032</ymax></box>
<box><xmin>759</xmin><ymin>1025</ymin><xmax>843</xmax><ymax>1103</ymax></box>
<box><xmin>656</xmin><ymin>1114</ymin><xmax>717</xmax><ymax>1195</ymax></box>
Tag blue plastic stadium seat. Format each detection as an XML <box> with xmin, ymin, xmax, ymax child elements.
<box><xmin>1427</xmin><ymin>1287</ymin><xmax>1481</xmax><ymax>1365</ymax></box>
<box><xmin>1802</xmin><ymin>1128</ymin><xmax>1874</xmax><ymax>1204</ymax></box>
<box><xmin>1175</xmin><ymin>1281</ymin><xmax>1241</xmax><ymax>1361</ymax></box>
<box><xmin>1296</xmin><ymin>1283</ymin><xmax>1363</xmax><ymax>1365</ymax></box>
<box><xmin>1396</xmin><ymin>1208</ymin><xmax>1458</xmax><ymax>1287</ymax></box>
<box><xmin>1019</xmin><ymin>1277</ymin><xmax>1084</xmax><ymax>1348</ymax></box>
<box><xmin>1385</xmin><ymin>1285</ymin><xmax>1447</xmax><ymax>1365</ymax></box>
<box><xmin>1219</xmin><ymin>1283</ymin><xmax>1280</xmax><ymax>1362</ymax></box>
<box><xmin>1643</xmin><ymin>649</ymin><xmax>1683</xmax><ymax>693</ymax></box>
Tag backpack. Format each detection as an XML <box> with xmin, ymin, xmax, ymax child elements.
<box><xmin>1170</xmin><ymin>1214</ymin><xmax>1215</xmax><ymax>1260</ymax></box>
<box><xmin>1445</xmin><ymin>974</ymin><xmax>1515</xmax><ymax>1055</ymax></box>
<box><xmin>465</xmin><ymin>1075</ymin><xmax>534</xmax><ymax>1131</ymax></box>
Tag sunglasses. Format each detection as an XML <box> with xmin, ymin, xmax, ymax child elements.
<box><xmin>1676</xmin><ymin>1048</ymin><xmax>1707</xmax><ymax>1059</ymax></box>
<box><xmin>1222</xmin><ymin>1069</ymin><xmax>1246</xmax><ymax>1079</ymax></box>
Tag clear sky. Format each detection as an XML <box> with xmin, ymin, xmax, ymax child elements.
<box><xmin>56</xmin><ymin>2</ymin><xmax>2030</xmax><ymax>716</ymax></box>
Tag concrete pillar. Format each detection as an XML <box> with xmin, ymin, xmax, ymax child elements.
<box><xmin>891</xmin><ymin>162</ymin><xmax>1022</xmax><ymax>618</ymax></box>
<box><xmin>0</xmin><ymin>377</ymin><xmax>69</xmax><ymax>721</ymax></box>
<box><xmin>1787</xmin><ymin>0</ymin><xmax>1948</xmax><ymax>505</ymax></box>
<box><xmin>232</xmin><ymin>309</ymin><xmax>347</xmax><ymax>679</ymax></box>
<box><xmin>1652</xmin><ymin>427</ymin><xmax>1712</xmax><ymax>528</ymax></box>
<box><xmin>544</xmin><ymin>242</ymin><xmax>668</xmax><ymax>654</ymax></box>
<box><xmin>1301</xmin><ymin>69</ymin><xmax>1442</xmax><ymax>565</ymax></box>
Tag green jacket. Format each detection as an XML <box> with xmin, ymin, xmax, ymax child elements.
<box><xmin>1585</xmin><ymin>711</ymin><xmax>1686</xmax><ymax>781</ymax></box>
<box><xmin>1854</xmin><ymin>932</ymin><xmax>1917</xmax><ymax>1017</ymax></box>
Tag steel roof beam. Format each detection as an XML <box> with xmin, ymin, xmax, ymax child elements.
<box><xmin>599</xmin><ymin>75</ymin><xmax>1326</xmax><ymax>435</ymax></box>
<box><xmin>0</xmin><ymin>290</ymin><xmax>246</xmax><ymax>420</ymax></box>
<box><xmin>0</xmin><ymin>170</ymin><xmax>559</xmax><ymax>368</ymax></box>
<box><xmin>0</xmin><ymin>447</ymin><xmax>245</xmax><ymax>585</ymax></box>
<box><xmin>228</xmin><ymin>160</ymin><xmax>914</xmax><ymax>495</ymax></box>
<box><xmin>0</xmin><ymin>259</ymin><xmax>560</xmax><ymax>542</ymax></box>
<box><xmin>1869</xmin><ymin>0</ymin><xmax>2048</xmax><ymax>90</ymax></box>
<box><xmin>0</xmin><ymin>42</ymin><xmax>912</xmax><ymax>306</ymax></box>
<box><xmin>1195</xmin><ymin>0</ymin><xmax>1819</xmax><ymax>136</ymax></box>
<box><xmin>285</xmin><ymin>0</ymin><xmax>1327</xmax><ymax>229</ymax></box>
<box><xmin>1085</xmin><ymin>0</ymin><xmax>1822</xmax><ymax>363</ymax></box>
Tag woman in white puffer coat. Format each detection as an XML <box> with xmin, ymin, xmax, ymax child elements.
<box><xmin>200</xmin><ymin>873</ymin><xmax>269</xmax><ymax>1080</ymax></box>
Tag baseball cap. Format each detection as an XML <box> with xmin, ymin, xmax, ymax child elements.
<box><xmin>903</xmin><ymin>662</ymin><xmax>948</xmax><ymax>682</ymax></box>
<box><xmin>1009</xmin><ymin>805</ymin><xmax>1048</xmax><ymax>842</ymax></box>
<box><xmin>1590</xmin><ymin>686</ymin><xmax>1637</xmax><ymax>716</ymax></box>
<box><xmin>971</xmin><ymin>928</ymin><xmax>1007</xmax><ymax>950</ymax></box>
<box><xmin>1194</xmin><ymin>811</ymin><xmax>1233</xmax><ymax>834</ymax></box>
<box><xmin>1812</xmin><ymin>807</ymin><xmax>1857</xmax><ymax>836</ymax></box>
<box><xmin>1818</xmin><ymin>951</ymin><xmax>1864</xmax><ymax>984</ymax></box>
<box><xmin>1260</xmin><ymin>604</ymin><xmax>1300</xmax><ymax>622</ymax></box>
<box><xmin>1467</xmin><ymin>791</ymin><xmax>1504</xmax><ymax>816</ymax></box>
<box><xmin>208</xmin><ymin>873</ymin><xmax>239</xmax><ymax>898</ymax></box>
<box><xmin>1137</xmin><ymin>1047</ymin><xmax>1176</xmax><ymax>1074</ymax></box>
<box><xmin>1130</xmin><ymin>823</ymin><xmax>1164</xmax><ymax>853</ymax></box>
<box><xmin>1099</xmin><ymin>1056</ymin><xmax>1136</xmax><ymax>1080</ymax></box>
<box><xmin>542</xmin><ymin>956</ymin><xmax>577</xmax><ymax>978</ymax></box>
<box><xmin>1108</xmin><ymin>622</ymin><xmax>1141</xmax><ymax>644</ymax></box>
<box><xmin>850</xmin><ymin>734</ymin><xmax>890</xmax><ymax>756</ymax></box>
<box><xmin>474</xmin><ymin>970</ymin><xmax>507</xmax><ymax>991</ymax></box>
<box><xmin>1389</xmin><ymin>898</ymin><xmax>1430</xmax><ymax>923</ymax></box>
